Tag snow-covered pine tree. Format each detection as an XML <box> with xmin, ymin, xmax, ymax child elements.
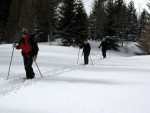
<box><xmin>57</xmin><ymin>0</ymin><xmax>77</xmax><ymax>46</ymax></box>
<box><xmin>74</xmin><ymin>0</ymin><xmax>88</xmax><ymax>45</ymax></box>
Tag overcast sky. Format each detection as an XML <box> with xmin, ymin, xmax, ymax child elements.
<box><xmin>125</xmin><ymin>0</ymin><xmax>148</xmax><ymax>13</ymax></box>
<box><xmin>83</xmin><ymin>0</ymin><xmax>148</xmax><ymax>15</ymax></box>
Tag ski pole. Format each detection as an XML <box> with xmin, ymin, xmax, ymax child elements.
<box><xmin>7</xmin><ymin>47</ymin><xmax>15</xmax><ymax>80</ymax></box>
<box><xmin>81</xmin><ymin>51</ymin><xmax>83</xmax><ymax>57</ymax></box>
<box><xmin>34</xmin><ymin>61</ymin><xmax>43</xmax><ymax>78</ymax></box>
<box><xmin>108</xmin><ymin>50</ymin><xmax>111</xmax><ymax>58</ymax></box>
<box><xmin>77</xmin><ymin>48</ymin><xmax>80</xmax><ymax>64</ymax></box>
<box><xmin>96</xmin><ymin>50</ymin><xmax>99</xmax><ymax>59</ymax></box>
<box><xmin>90</xmin><ymin>55</ymin><xmax>93</xmax><ymax>65</ymax></box>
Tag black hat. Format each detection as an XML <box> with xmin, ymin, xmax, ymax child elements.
<box><xmin>22</xmin><ymin>28</ymin><xmax>28</xmax><ymax>34</ymax></box>
<box><xmin>83</xmin><ymin>38</ymin><xmax>87</xmax><ymax>41</ymax></box>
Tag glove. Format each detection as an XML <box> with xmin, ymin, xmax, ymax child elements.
<box><xmin>32</xmin><ymin>55</ymin><xmax>37</xmax><ymax>61</ymax></box>
<box><xmin>12</xmin><ymin>43</ymin><xmax>17</xmax><ymax>48</ymax></box>
<box><xmin>98</xmin><ymin>46</ymin><xmax>100</xmax><ymax>49</ymax></box>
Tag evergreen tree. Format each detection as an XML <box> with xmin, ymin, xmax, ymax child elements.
<box><xmin>138</xmin><ymin>9</ymin><xmax>147</xmax><ymax>40</ymax></box>
<box><xmin>74</xmin><ymin>0</ymin><xmax>88</xmax><ymax>45</ymax></box>
<box><xmin>89</xmin><ymin>0</ymin><xmax>106</xmax><ymax>40</ymax></box>
<box><xmin>19</xmin><ymin>0</ymin><xmax>35</xmax><ymax>33</ymax></box>
<box><xmin>114</xmin><ymin>0</ymin><xmax>127</xmax><ymax>41</ymax></box>
<box><xmin>88</xmin><ymin>13</ymin><xmax>95</xmax><ymax>40</ymax></box>
<box><xmin>55</xmin><ymin>0</ymin><xmax>63</xmax><ymax>3</ymax></box>
<box><xmin>137</xmin><ymin>2</ymin><xmax>150</xmax><ymax>54</ymax></box>
<box><xmin>1</xmin><ymin>0</ymin><xmax>59</xmax><ymax>43</ymax></box>
<box><xmin>103</xmin><ymin>0</ymin><xmax>116</xmax><ymax>37</ymax></box>
<box><xmin>95</xmin><ymin>0</ymin><xmax>106</xmax><ymax>40</ymax></box>
<box><xmin>102</xmin><ymin>0</ymin><xmax>120</xmax><ymax>51</ymax></box>
<box><xmin>0</xmin><ymin>0</ymin><xmax>12</xmax><ymax>28</ymax></box>
<box><xmin>126</xmin><ymin>0</ymin><xmax>138</xmax><ymax>41</ymax></box>
<box><xmin>49</xmin><ymin>0</ymin><xmax>57</xmax><ymax>43</ymax></box>
<box><xmin>5</xmin><ymin>0</ymin><xmax>23</xmax><ymax>43</ymax></box>
<box><xmin>106</xmin><ymin>37</ymin><xmax>120</xmax><ymax>51</ymax></box>
<box><xmin>0</xmin><ymin>0</ymin><xmax>12</xmax><ymax>42</ymax></box>
<box><xmin>35</xmin><ymin>0</ymin><xmax>57</xmax><ymax>43</ymax></box>
<box><xmin>57</xmin><ymin>0</ymin><xmax>77</xmax><ymax>46</ymax></box>
<box><xmin>88</xmin><ymin>0</ymin><xmax>98</xmax><ymax>40</ymax></box>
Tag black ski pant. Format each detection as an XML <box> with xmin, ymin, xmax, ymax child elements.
<box><xmin>23</xmin><ymin>55</ymin><xmax>35</xmax><ymax>79</ymax></box>
<box><xmin>84</xmin><ymin>53</ymin><xmax>89</xmax><ymax>65</ymax></box>
<box><xmin>102</xmin><ymin>49</ymin><xmax>107</xmax><ymax>58</ymax></box>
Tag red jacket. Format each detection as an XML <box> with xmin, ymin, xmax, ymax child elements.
<box><xmin>17</xmin><ymin>34</ymin><xmax>32</xmax><ymax>57</ymax></box>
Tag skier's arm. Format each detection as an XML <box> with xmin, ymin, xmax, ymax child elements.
<box><xmin>16</xmin><ymin>38</ymin><xmax>22</xmax><ymax>49</ymax></box>
<box><xmin>30</xmin><ymin>35</ymin><xmax>39</xmax><ymax>56</ymax></box>
<box><xmin>13</xmin><ymin>39</ymin><xmax>21</xmax><ymax>49</ymax></box>
<box><xmin>80</xmin><ymin>43</ymin><xmax>84</xmax><ymax>49</ymax></box>
<box><xmin>89</xmin><ymin>43</ymin><xmax>91</xmax><ymax>52</ymax></box>
<box><xmin>88</xmin><ymin>44</ymin><xmax>91</xmax><ymax>55</ymax></box>
<box><xmin>98</xmin><ymin>42</ymin><xmax>102</xmax><ymax>48</ymax></box>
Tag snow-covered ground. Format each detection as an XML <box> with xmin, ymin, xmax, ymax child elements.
<box><xmin>0</xmin><ymin>41</ymin><xmax>150</xmax><ymax>113</ymax></box>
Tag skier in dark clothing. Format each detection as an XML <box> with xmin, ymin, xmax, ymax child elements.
<box><xmin>13</xmin><ymin>28</ymin><xmax>39</xmax><ymax>79</ymax></box>
<box><xmin>98</xmin><ymin>38</ymin><xmax>109</xmax><ymax>58</ymax></box>
<box><xmin>80</xmin><ymin>38</ymin><xmax>91</xmax><ymax>65</ymax></box>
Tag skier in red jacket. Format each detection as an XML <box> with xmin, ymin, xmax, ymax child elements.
<box><xmin>13</xmin><ymin>28</ymin><xmax>39</xmax><ymax>79</ymax></box>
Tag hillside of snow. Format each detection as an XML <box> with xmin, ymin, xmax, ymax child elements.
<box><xmin>0</xmin><ymin>41</ymin><xmax>150</xmax><ymax>113</ymax></box>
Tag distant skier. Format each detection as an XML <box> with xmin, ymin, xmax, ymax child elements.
<box><xmin>13</xmin><ymin>28</ymin><xmax>39</xmax><ymax>79</ymax></box>
<box><xmin>98</xmin><ymin>38</ymin><xmax>109</xmax><ymax>58</ymax></box>
<box><xmin>80</xmin><ymin>38</ymin><xmax>91</xmax><ymax>65</ymax></box>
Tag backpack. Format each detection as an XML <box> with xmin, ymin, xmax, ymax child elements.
<box><xmin>30</xmin><ymin>34</ymin><xmax>39</xmax><ymax>55</ymax></box>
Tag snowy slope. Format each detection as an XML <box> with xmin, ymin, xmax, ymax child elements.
<box><xmin>0</xmin><ymin>41</ymin><xmax>150</xmax><ymax>113</ymax></box>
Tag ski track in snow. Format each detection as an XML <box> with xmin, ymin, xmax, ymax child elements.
<box><xmin>0</xmin><ymin>65</ymin><xmax>83</xmax><ymax>97</ymax></box>
<box><xmin>0</xmin><ymin>77</ymin><xmax>28</xmax><ymax>97</ymax></box>
<box><xmin>0</xmin><ymin>44</ymin><xmax>148</xmax><ymax>98</ymax></box>
<box><xmin>0</xmin><ymin>48</ymin><xmax>145</xmax><ymax>97</ymax></box>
